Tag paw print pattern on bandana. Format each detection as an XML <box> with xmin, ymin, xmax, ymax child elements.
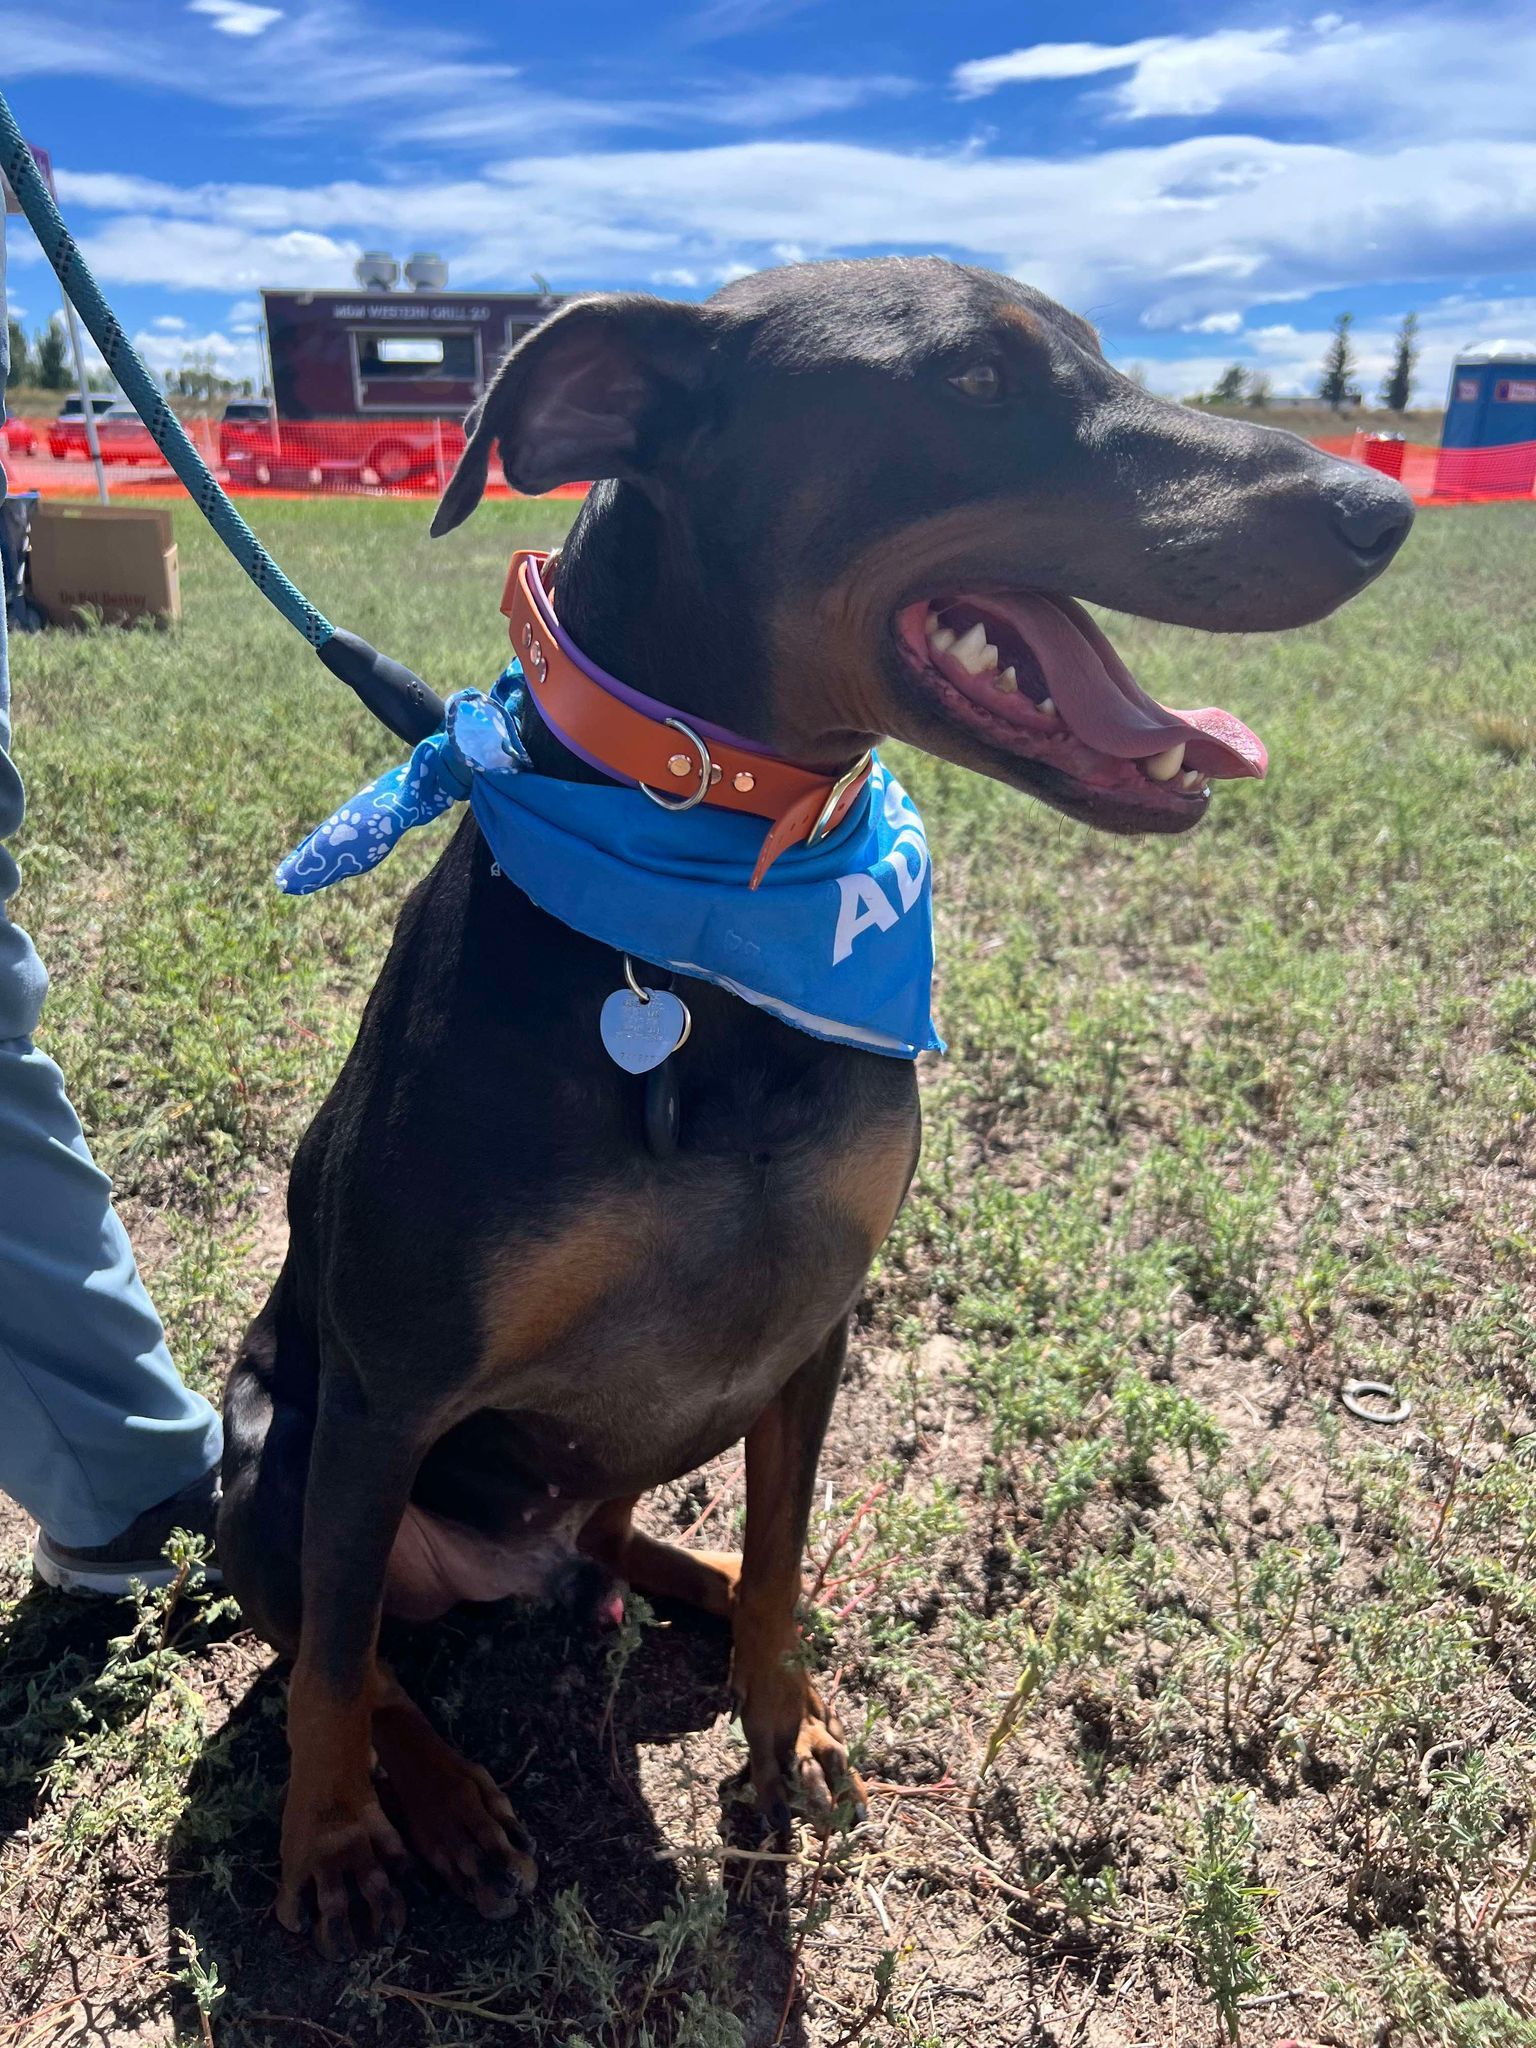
<box><xmin>275</xmin><ymin>686</ymin><xmax>522</xmax><ymax>896</ymax></box>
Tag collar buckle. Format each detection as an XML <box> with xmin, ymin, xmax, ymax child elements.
<box><xmin>805</xmin><ymin>748</ymin><xmax>874</xmax><ymax>846</ymax></box>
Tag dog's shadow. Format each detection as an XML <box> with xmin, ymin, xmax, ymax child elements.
<box><xmin>166</xmin><ymin>1596</ymin><xmax>807</xmax><ymax>2047</ymax></box>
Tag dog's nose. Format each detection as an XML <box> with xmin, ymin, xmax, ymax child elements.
<box><xmin>1331</xmin><ymin>478</ymin><xmax>1414</xmax><ymax>560</ymax></box>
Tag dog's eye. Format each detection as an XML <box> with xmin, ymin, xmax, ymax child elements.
<box><xmin>948</xmin><ymin>362</ymin><xmax>1003</xmax><ymax>404</ymax></box>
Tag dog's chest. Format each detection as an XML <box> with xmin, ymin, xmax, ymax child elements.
<box><xmin>318</xmin><ymin>852</ymin><xmax>922</xmax><ymax>1513</ymax></box>
<box><xmin>458</xmin><ymin>1087</ymin><xmax>918</xmax><ymax>1497</ymax></box>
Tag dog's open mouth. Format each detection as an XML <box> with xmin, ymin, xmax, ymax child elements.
<box><xmin>894</xmin><ymin>593</ymin><xmax>1267</xmax><ymax>822</ymax></box>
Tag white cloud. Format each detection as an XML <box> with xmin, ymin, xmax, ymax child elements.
<box><xmin>3</xmin><ymin>1</ymin><xmax>898</xmax><ymax>152</ymax></box>
<box><xmin>397</xmin><ymin>72</ymin><xmax>913</xmax><ymax>149</ymax></box>
<box><xmin>188</xmin><ymin>0</ymin><xmax>283</xmax><ymax>35</ymax></box>
<box><xmin>149</xmin><ymin>313</ymin><xmax>188</xmax><ymax>332</ymax></box>
<box><xmin>688</xmin><ymin>72</ymin><xmax>914</xmax><ymax>126</ymax></box>
<box><xmin>42</xmin><ymin>131</ymin><xmax>1536</xmax><ymax>330</ymax></box>
<box><xmin>953</xmin><ymin>37</ymin><xmax>1176</xmax><ymax>97</ymax></box>
<box><xmin>131</xmin><ymin>323</ymin><xmax>262</xmax><ymax>384</ymax></box>
<box><xmin>953</xmin><ymin>12</ymin><xmax>1536</xmax><ymax>143</ymax></box>
<box><xmin>1168</xmin><ymin>253</ymin><xmax>1267</xmax><ymax>281</ymax></box>
<box><xmin>3</xmin><ymin>1</ymin><xmax>527</xmax><ymax>126</ymax></box>
<box><xmin>685</xmin><ymin>0</ymin><xmax>825</xmax><ymax>42</ymax></box>
<box><xmin>1106</xmin><ymin>29</ymin><xmax>1301</xmax><ymax>120</ymax></box>
<box><xmin>1185</xmin><ymin>311</ymin><xmax>1245</xmax><ymax>334</ymax></box>
<box><xmin>61</xmin><ymin>216</ymin><xmax>360</xmax><ymax>294</ymax></box>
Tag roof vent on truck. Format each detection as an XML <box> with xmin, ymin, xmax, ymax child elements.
<box><xmin>404</xmin><ymin>252</ymin><xmax>449</xmax><ymax>291</ymax></box>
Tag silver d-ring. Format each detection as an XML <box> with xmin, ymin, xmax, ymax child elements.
<box><xmin>621</xmin><ymin>954</ymin><xmax>651</xmax><ymax>1004</ymax></box>
<box><xmin>640</xmin><ymin>718</ymin><xmax>713</xmax><ymax>813</ymax></box>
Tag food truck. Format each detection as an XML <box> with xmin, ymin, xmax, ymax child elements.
<box><xmin>245</xmin><ymin>258</ymin><xmax>562</xmax><ymax>488</ymax></box>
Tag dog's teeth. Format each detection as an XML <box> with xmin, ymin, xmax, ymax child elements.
<box><xmin>953</xmin><ymin>623</ymin><xmax>994</xmax><ymax>674</ymax></box>
<box><xmin>1144</xmin><ymin>741</ymin><xmax>1186</xmax><ymax>782</ymax></box>
<box><xmin>929</xmin><ymin>625</ymin><xmax>956</xmax><ymax>654</ymax></box>
<box><xmin>1039</xmin><ymin>696</ymin><xmax>1056</xmax><ymax>717</ymax></box>
<box><xmin>1179</xmin><ymin>767</ymin><xmax>1203</xmax><ymax>789</ymax></box>
<box><xmin>994</xmin><ymin>666</ymin><xmax>1018</xmax><ymax>692</ymax></box>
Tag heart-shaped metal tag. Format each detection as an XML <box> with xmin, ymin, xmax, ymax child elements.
<box><xmin>599</xmin><ymin>986</ymin><xmax>692</xmax><ymax>1075</ymax></box>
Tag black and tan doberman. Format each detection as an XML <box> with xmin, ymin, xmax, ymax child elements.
<box><xmin>218</xmin><ymin>256</ymin><xmax>1412</xmax><ymax>1956</ymax></box>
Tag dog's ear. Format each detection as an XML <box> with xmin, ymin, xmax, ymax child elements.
<box><xmin>431</xmin><ymin>294</ymin><xmax>715</xmax><ymax>536</ymax></box>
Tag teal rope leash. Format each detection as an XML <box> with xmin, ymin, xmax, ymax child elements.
<box><xmin>0</xmin><ymin>90</ymin><xmax>444</xmax><ymax>741</ymax></box>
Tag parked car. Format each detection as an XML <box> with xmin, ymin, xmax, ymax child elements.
<box><xmin>46</xmin><ymin>392</ymin><xmax>116</xmax><ymax>459</ymax></box>
<box><xmin>2</xmin><ymin>415</ymin><xmax>37</xmax><ymax>457</ymax></box>
<box><xmin>218</xmin><ymin>397</ymin><xmax>276</xmax><ymax>471</ymax></box>
<box><xmin>93</xmin><ymin>403</ymin><xmax>162</xmax><ymax>466</ymax></box>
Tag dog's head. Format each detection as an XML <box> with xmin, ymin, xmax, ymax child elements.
<box><xmin>434</xmin><ymin>257</ymin><xmax>1412</xmax><ymax>835</ymax></box>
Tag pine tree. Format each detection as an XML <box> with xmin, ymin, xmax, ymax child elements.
<box><xmin>1210</xmin><ymin>364</ymin><xmax>1249</xmax><ymax>403</ymax></box>
<box><xmin>1247</xmin><ymin>372</ymin><xmax>1273</xmax><ymax>408</ymax></box>
<box><xmin>5</xmin><ymin>317</ymin><xmax>29</xmax><ymax>387</ymax></box>
<box><xmin>34</xmin><ymin>320</ymin><xmax>70</xmax><ymax>391</ymax></box>
<box><xmin>1318</xmin><ymin>313</ymin><xmax>1360</xmax><ymax>411</ymax></box>
<box><xmin>1380</xmin><ymin>312</ymin><xmax>1419</xmax><ymax>412</ymax></box>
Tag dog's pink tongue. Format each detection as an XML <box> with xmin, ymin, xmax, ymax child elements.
<box><xmin>983</xmin><ymin>592</ymin><xmax>1266</xmax><ymax>780</ymax></box>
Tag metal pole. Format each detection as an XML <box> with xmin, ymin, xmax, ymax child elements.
<box><xmin>59</xmin><ymin>289</ymin><xmax>107</xmax><ymax>504</ymax></box>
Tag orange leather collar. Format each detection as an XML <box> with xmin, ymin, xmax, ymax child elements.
<box><xmin>500</xmin><ymin>550</ymin><xmax>872</xmax><ymax>889</ymax></box>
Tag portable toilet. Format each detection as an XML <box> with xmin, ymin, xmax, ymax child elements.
<box><xmin>1437</xmin><ymin>342</ymin><xmax>1536</xmax><ymax>498</ymax></box>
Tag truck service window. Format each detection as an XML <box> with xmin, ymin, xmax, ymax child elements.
<box><xmin>374</xmin><ymin>338</ymin><xmax>447</xmax><ymax>365</ymax></box>
<box><xmin>351</xmin><ymin>329</ymin><xmax>481</xmax><ymax>411</ymax></box>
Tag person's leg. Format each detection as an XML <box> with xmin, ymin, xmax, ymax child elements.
<box><xmin>0</xmin><ymin>236</ymin><xmax>221</xmax><ymax>1579</ymax></box>
<box><xmin>0</xmin><ymin>1035</ymin><xmax>223</xmax><ymax>1552</ymax></box>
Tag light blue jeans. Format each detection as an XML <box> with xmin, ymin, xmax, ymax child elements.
<box><xmin>1</xmin><ymin>224</ymin><xmax>221</xmax><ymax>1545</ymax></box>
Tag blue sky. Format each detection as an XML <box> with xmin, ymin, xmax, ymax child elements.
<box><xmin>5</xmin><ymin>0</ymin><xmax>1535</xmax><ymax>405</ymax></box>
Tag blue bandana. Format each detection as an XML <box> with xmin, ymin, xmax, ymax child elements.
<box><xmin>278</xmin><ymin>664</ymin><xmax>942</xmax><ymax>1059</ymax></box>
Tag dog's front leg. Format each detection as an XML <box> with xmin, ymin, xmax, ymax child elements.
<box><xmin>277</xmin><ymin>1362</ymin><xmax>416</xmax><ymax>1958</ymax></box>
<box><xmin>734</xmin><ymin>1319</ymin><xmax>868</xmax><ymax>1834</ymax></box>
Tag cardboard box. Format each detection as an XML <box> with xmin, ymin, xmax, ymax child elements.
<box><xmin>28</xmin><ymin>503</ymin><xmax>181</xmax><ymax>627</ymax></box>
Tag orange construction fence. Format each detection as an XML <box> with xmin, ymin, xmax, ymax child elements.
<box><xmin>5</xmin><ymin>412</ymin><xmax>1534</xmax><ymax>509</ymax></box>
<box><xmin>1300</xmin><ymin>432</ymin><xmax>1535</xmax><ymax>505</ymax></box>
<box><xmin>1</xmin><ymin>413</ymin><xmax>586</xmax><ymax>503</ymax></box>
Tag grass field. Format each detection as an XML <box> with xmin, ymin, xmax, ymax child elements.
<box><xmin>3</xmin><ymin>495</ymin><xmax>1535</xmax><ymax>2048</ymax></box>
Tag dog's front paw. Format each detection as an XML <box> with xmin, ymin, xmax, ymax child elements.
<box><xmin>373</xmin><ymin>1698</ymin><xmax>537</xmax><ymax>1920</ymax></box>
<box><xmin>277</xmin><ymin>1789</ymin><xmax>409</xmax><ymax>1959</ymax></box>
<box><xmin>740</xmin><ymin>1667</ymin><xmax>868</xmax><ymax>1838</ymax></box>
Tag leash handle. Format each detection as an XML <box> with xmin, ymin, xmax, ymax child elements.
<box><xmin>0</xmin><ymin>89</ymin><xmax>445</xmax><ymax>743</ymax></box>
<box><xmin>317</xmin><ymin>631</ymin><xmax>450</xmax><ymax>744</ymax></box>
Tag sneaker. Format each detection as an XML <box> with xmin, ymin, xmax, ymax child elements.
<box><xmin>31</xmin><ymin>1469</ymin><xmax>223</xmax><ymax>1597</ymax></box>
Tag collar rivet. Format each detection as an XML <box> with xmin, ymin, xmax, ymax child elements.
<box><xmin>733</xmin><ymin>770</ymin><xmax>756</xmax><ymax>792</ymax></box>
<box><xmin>667</xmin><ymin>752</ymin><xmax>693</xmax><ymax>777</ymax></box>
